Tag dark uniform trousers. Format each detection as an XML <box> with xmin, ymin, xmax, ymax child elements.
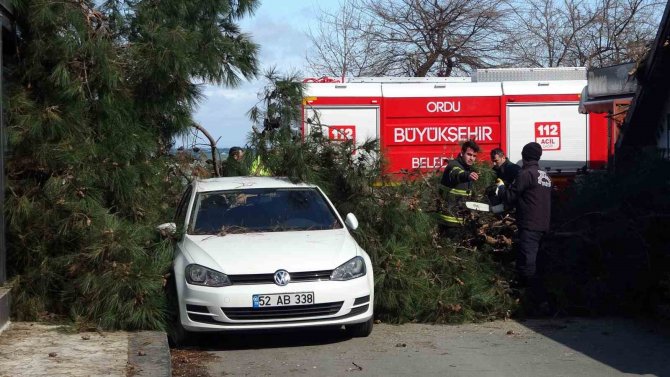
<box><xmin>517</xmin><ymin>228</ymin><xmax>544</xmax><ymax>280</ymax></box>
<box><xmin>517</xmin><ymin>227</ymin><xmax>546</xmax><ymax>304</ymax></box>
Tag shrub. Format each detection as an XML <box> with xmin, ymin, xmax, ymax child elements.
<box><xmin>543</xmin><ymin>155</ymin><xmax>670</xmax><ymax>317</ymax></box>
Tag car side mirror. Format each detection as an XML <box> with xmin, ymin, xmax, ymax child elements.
<box><xmin>156</xmin><ymin>222</ymin><xmax>177</xmax><ymax>237</ymax></box>
<box><xmin>344</xmin><ymin>213</ymin><xmax>359</xmax><ymax>231</ymax></box>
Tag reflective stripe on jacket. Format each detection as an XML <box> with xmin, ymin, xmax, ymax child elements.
<box><xmin>250</xmin><ymin>156</ymin><xmax>271</xmax><ymax>176</ymax></box>
<box><xmin>439</xmin><ymin>156</ymin><xmax>474</xmax><ymax>227</ymax></box>
<box><xmin>440</xmin><ymin>156</ymin><xmax>473</xmax><ymax>193</ymax></box>
<box><xmin>438</xmin><ymin>213</ymin><xmax>463</xmax><ymax>226</ymax></box>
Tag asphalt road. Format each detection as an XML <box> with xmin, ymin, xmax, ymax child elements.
<box><xmin>185</xmin><ymin>318</ymin><xmax>670</xmax><ymax>377</ymax></box>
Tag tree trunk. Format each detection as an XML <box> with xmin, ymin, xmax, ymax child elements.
<box><xmin>192</xmin><ymin>122</ymin><xmax>221</xmax><ymax>177</ymax></box>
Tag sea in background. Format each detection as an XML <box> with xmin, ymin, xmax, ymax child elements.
<box><xmin>170</xmin><ymin>147</ymin><xmax>230</xmax><ymax>160</ymax></box>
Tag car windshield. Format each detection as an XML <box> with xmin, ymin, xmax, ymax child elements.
<box><xmin>188</xmin><ymin>188</ymin><xmax>344</xmax><ymax>235</ymax></box>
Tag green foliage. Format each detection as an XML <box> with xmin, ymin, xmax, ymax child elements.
<box><xmin>6</xmin><ymin>0</ymin><xmax>259</xmax><ymax>329</ymax></box>
<box><xmin>253</xmin><ymin>134</ymin><xmax>516</xmax><ymax>323</ymax></box>
<box><xmin>544</xmin><ymin>154</ymin><xmax>670</xmax><ymax>317</ymax></box>
<box><xmin>247</xmin><ymin>74</ymin><xmax>516</xmax><ymax>323</ymax></box>
<box><xmin>248</xmin><ymin>68</ymin><xmax>305</xmax><ymax>133</ymax></box>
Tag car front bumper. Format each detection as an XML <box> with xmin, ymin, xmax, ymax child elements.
<box><xmin>177</xmin><ymin>277</ymin><xmax>373</xmax><ymax>332</ymax></box>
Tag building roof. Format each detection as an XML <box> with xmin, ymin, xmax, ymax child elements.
<box><xmin>618</xmin><ymin>0</ymin><xmax>670</xmax><ymax>148</ymax></box>
<box><xmin>578</xmin><ymin>63</ymin><xmax>638</xmax><ymax>114</ymax></box>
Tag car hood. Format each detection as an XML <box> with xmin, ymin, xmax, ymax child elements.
<box><xmin>180</xmin><ymin>229</ymin><xmax>361</xmax><ymax>274</ymax></box>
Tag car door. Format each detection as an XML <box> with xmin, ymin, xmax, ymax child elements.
<box><xmin>174</xmin><ymin>185</ymin><xmax>194</xmax><ymax>233</ymax></box>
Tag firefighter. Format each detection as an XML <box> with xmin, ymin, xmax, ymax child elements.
<box><xmin>497</xmin><ymin>142</ymin><xmax>552</xmax><ymax>312</ymax></box>
<box><xmin>223</xmin><ymin>146</ymin><xmax>249</xmax><ymax>176</ymax></box>
<box><xmin>439</xmin><ymin>140</ymin><xmax>480</xmax><ymax>228</ymax></box>
<box><xmin>490</xmin><ymin>148</ymin><xmax>521</xmax><ymax>187</ymax></box>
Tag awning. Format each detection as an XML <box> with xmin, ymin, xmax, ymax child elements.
<box><xmin>578</xmin><ymin>63</ymin><xmax>637</xmax><ymax>114</ymax></box>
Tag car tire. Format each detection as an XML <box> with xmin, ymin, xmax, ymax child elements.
<box><xmin>345</xmin><ymin>317</ymin><xmax>374</xmax><ymax>337</ymax></box>
<box><xmin>166</xmin><ymin>274</ymin><xmax>194</xmax><ymax>347</ymax></box>
<box><xmin>169</xmin><ymin>319</ymin><xmax>193</xmax><ymax>348</ymax></box>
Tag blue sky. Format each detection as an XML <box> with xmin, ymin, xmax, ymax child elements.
<box><xmin>187</xmin><ymin>0</ymin><xmax>341</xmax><ymax>149</ymax></box>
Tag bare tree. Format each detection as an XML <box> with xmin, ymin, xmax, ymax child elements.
<box><xmin>502</xmin><ymin>0</ymin><xmax>664</xmax><ymax>68</ymax></box>
<box><xmin>306</xmin><ymin>0</ymin><xmax>391</xmax><ymax>77</ymax></box>
<box><xmin>306</xmin><ymin>0</ymin><xmax>509</xmax><ymax>77</ymax></box>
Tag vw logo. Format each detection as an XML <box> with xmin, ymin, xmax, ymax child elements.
<box><xmin>274</xmin><ymin>270</ymin><xmax>291</xmax><ymax>286</ymax></box>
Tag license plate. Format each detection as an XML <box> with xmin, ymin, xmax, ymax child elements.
<box><xmin>252</xmin><ymin>292</ymin><xmax>314</xmax><ymax>308</ymax></box>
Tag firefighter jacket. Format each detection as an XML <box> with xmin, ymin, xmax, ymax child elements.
<box><xmin>223</xmin><ymin>157</ymin><xmax>249</xmax><ymax>177</ymax></box>
<box><xmin>501</xmin><ymin>160</ymin><xmax>552</xmax><ymax>231</ymax></box>
<box><xmin>439</xmin><ymin>156</ymin><xmax>475</xmax><ymax>226</ymax></box>
<box><xmin>494</xmin><ymin>159</ymin><xmax>521</xmax><ymax>187</ymax></box>
<box><xmin>250</xmin><ymin>156</ymin><xmax>271</xmax><ymax>176</ymax></box>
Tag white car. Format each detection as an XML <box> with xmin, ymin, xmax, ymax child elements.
<box><xmin>161</xmin><ymin>176</ymin><xmax>374</xmax><ymax>343</ymax></box>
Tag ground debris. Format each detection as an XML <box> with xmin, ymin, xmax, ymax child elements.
<box><xmin>171</xmin><ymin>349</ymin><xmax>217</xmax><ymax>377</ymax></box>
<box><xmin>347</xmin><ymin>361</ymin><xmax>364</xmax><ymax>372</ymax></box>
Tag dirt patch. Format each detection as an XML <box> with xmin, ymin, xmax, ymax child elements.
<box><xmin>171</xmin><ymin>349</ymin><xmax>218</xmax><ymax>377</ymax></box>
<box><xmin>0</xmin><ymin>322</ymin><xmax>128</xmax><ymax>377</ymax></box>
<box><xmin>126</xmin><ymin>362</ymin><xmax>139</xmax><ymax>376</ymax></box>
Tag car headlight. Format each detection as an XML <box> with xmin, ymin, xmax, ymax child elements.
<box><xmin>185</xmin><ymin>264</ymin><xmax>231</xmax><ymax>287</ymax></box>
<box><xmin>330</xmin><ymin>256</ymin><xmax>366</xmax><ymax>281</ymax></box>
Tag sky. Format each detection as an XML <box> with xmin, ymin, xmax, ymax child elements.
<box><xmin>186</xmin><ymin>0</ymin><xmax>341</xmax><ymax>149</ymax></box>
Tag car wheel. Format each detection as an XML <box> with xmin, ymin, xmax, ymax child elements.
<box><xmin>345</xmin><ymin>317</ymin><xmax>373</xmax><ymax>337</ymax></box>
<box><xmin>166</xmin><ymin>274</ymin><xmax>194</xmax><ymax>347</ymax></box>
<box><xmin>169</xmin><ymin>318</ymin><xmax>193</xmax><ymax>348</ymax></box>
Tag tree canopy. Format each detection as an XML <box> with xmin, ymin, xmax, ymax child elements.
<box><xmin>5</xmin><ymin>0</ymin><xmax>258</xmax><ymax>329</ymax></box>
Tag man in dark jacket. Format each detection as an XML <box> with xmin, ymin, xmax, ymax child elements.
<box><xmin>223</xmin><ymin>146</ymin><xmax>249</xmax><ymax>177</ymax></box>
<box><xmin>439</xmin><ymin>140</ymin><xmax>480</xmax><ymax>227</ymax></box>
<box><xmin>490</xmin><ymin>148</ymin><xmax>521</xmax><ymax>187</ymax></box>
<box><xmin>498</xmin><ymin>142</ymin><xmax>552</xmax><ymax>308</ymax></box>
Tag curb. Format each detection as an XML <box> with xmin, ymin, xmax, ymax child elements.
<box><xmin>127</xmin><ymin>331</ymin><xmax>171</xmax><ymax>377</ymax></box>
<box><xmin>0</xmin><ymin>288</ymin><xmax>10</xmax><ymax>335</ymax></box>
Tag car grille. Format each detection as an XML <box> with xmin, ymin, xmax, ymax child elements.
<box><xmin>228</xmin><ymin>270</ymin><xmax>333</xmax><ymax>285</ymax></box>
<box><xmin>223</xmin><ymin>301</ymin><xmax>343</xmax><ymax>320</ymax></box>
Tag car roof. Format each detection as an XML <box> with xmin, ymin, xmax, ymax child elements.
<box><xmin>193</xmin><ymin>176</ymin><xmax>315</xmax><ymax>193</ymax></box>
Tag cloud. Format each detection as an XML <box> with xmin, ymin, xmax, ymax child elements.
<box><xmin>190</xmin><ymin>1</ymin><xmax>341</xmax><ymax>148</ymax></box>
<box><xmin>193</xmin><ymin>81</ymin><xmax>263</xmax><ymax>148</ymax></box>
<box><xmin>245</xmin><ymin>16</ymin><xmax>310</xmax><ymax>73</ymax></box>
<box><xmin>203</xmin><ymin>87</ymin><xmax>258</xmax><ymax>101</ymax></box>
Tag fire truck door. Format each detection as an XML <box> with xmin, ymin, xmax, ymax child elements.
<box><xmin>304</xmin><ymin>106</ymin><xmax>380</xmax><ymax>145</ymax></box>
<box><xmin>507</xmin><ymin>103</ymin><xmax>588</xmax><ymax>172</ymax></box>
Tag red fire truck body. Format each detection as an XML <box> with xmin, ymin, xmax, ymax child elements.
<box><xmin>303</xmin><ymin>68</ymin><xmax>608</xmax><ymax>176</ymax></box>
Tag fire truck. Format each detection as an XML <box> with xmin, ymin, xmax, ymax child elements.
<box><xmin>302</xmin><ymin>67</ymin><xmax>609</xmax><ymax>178</ymax></box>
